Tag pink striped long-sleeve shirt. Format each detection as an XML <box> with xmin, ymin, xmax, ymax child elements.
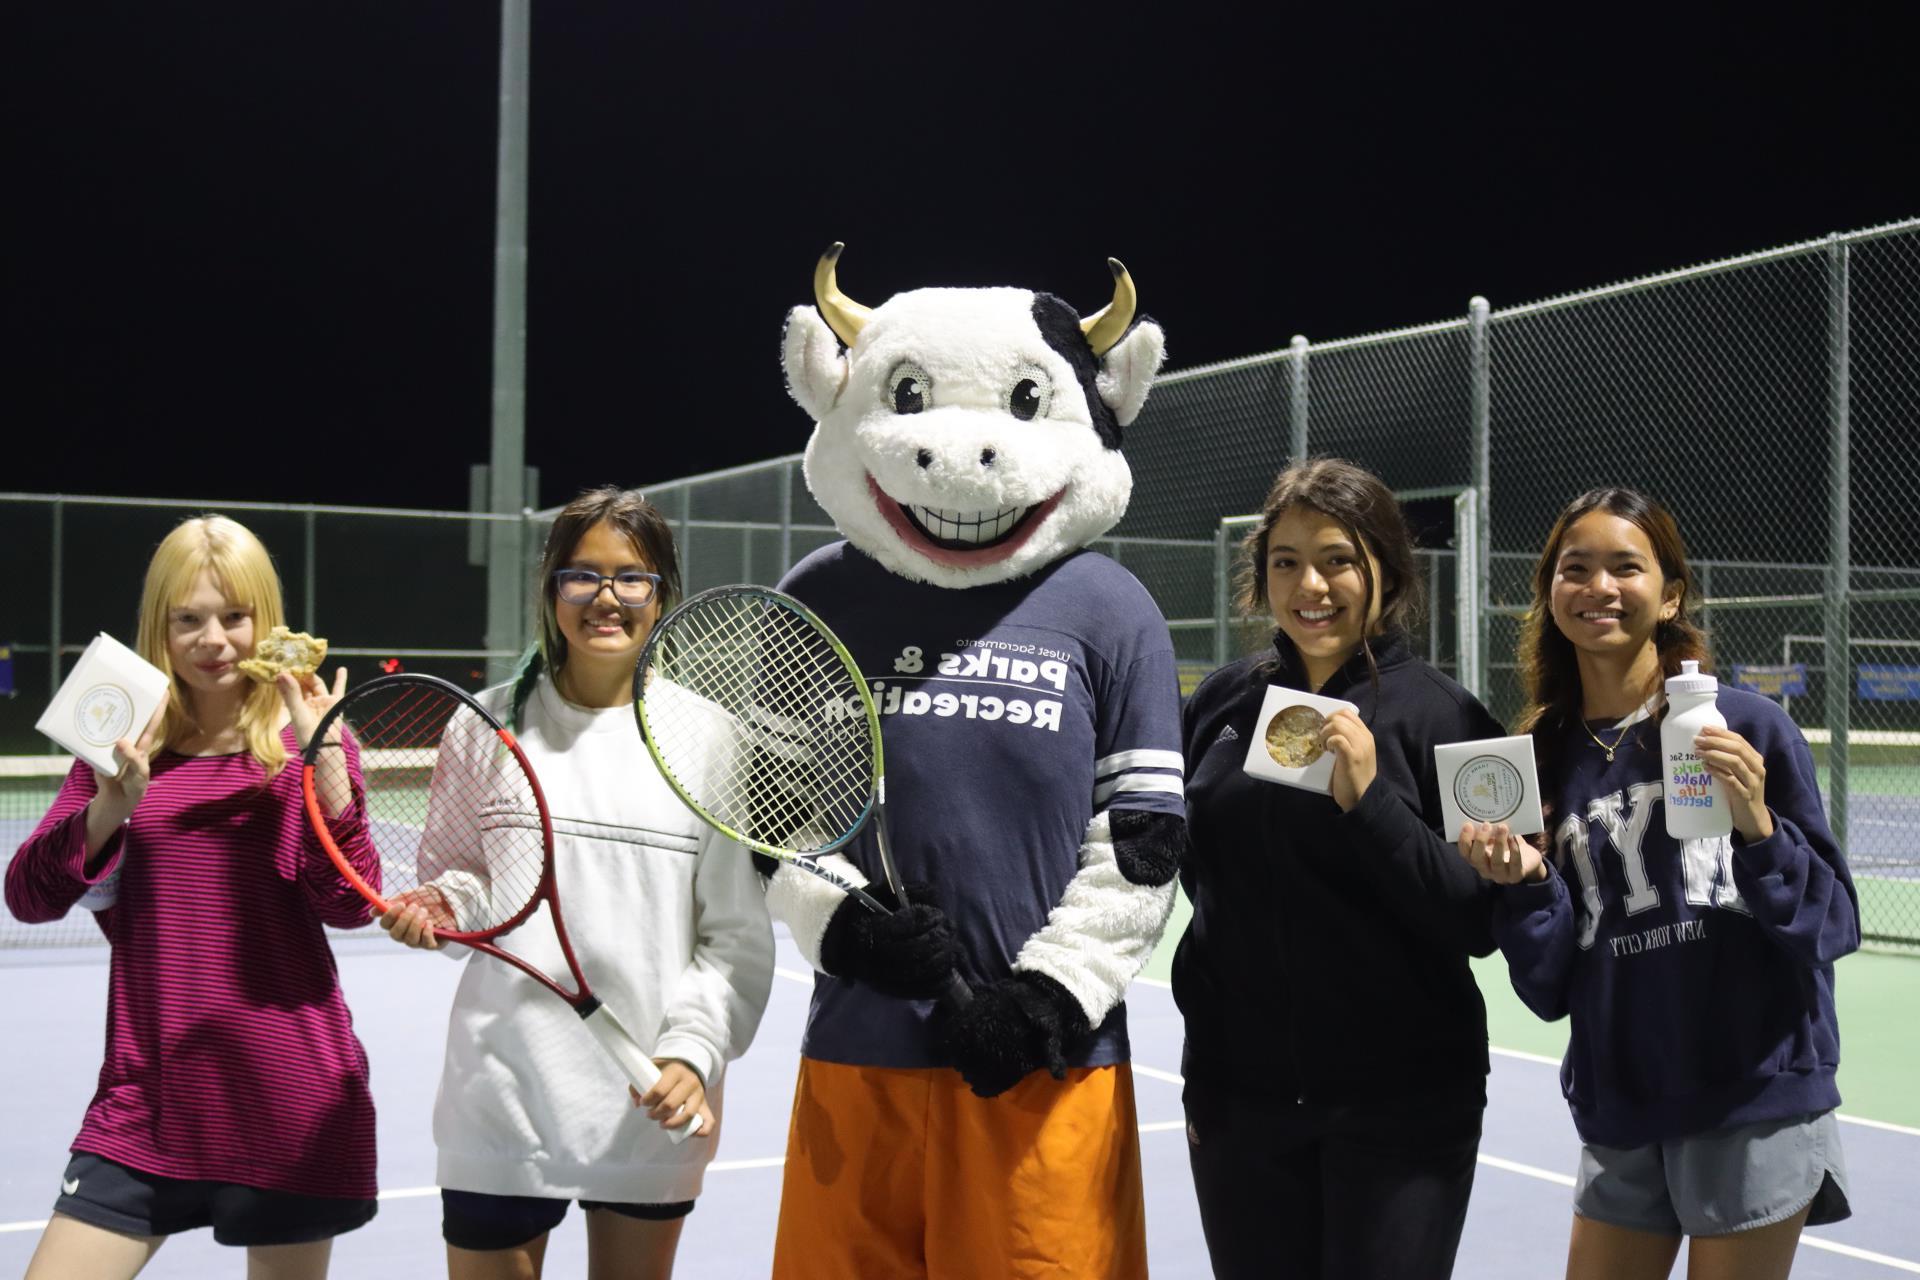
<box><xmin>4</xmin><ymin>728</ymin><xmax>379</xmax><ymax>1197</ymax></box>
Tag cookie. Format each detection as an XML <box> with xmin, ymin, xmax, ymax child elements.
<box><xmin>237</xmin><ymin>625</ymin><xmax>329</xmax><ymax>683</ymax></box>
<box><xmin>1264</xmin><ymin>704</ymin><xmax>1326</xmax><ymax>768</ymax></box>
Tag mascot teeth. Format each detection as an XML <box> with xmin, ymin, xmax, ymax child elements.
<box><xmin>906</xmin><ymin>503</ymin><xmax>1031</xmax><ymax>547</ymax></box>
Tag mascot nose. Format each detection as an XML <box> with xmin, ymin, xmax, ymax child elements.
<box><xmin>916</xmin><ymin>449</ymin><xmax>933</xmax><ymax>469</ymax></box>
<box><xmin>980</xmin><ymin>449</ymin><xmax>996</xmax><ymax>467</ymax></box>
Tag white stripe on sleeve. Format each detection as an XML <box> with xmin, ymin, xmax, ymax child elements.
<box><xmin>1093</xmin><ymin>749</ymin><xmax>1184</xmax><ymax>779</ymax></box>
<box><xmin>1092</xmin><ymin>773</ymin><xmax>1186</xmax><ymax>807</ymax></box>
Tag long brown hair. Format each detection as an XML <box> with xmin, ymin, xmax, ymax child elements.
<box><xmin>1238</xmin><ymin>457</ymin><xmax>1425</xmax><ymax>684</ymax></box>
<box><xmin>1517</xmin><ymin>488</ymin><xmax>1711</xmax><ymax>783</ymax></box>
<box><xmin>507</xmin><ymin>487</ymin><xmax>680</xmax><ymax>726</ymax></box>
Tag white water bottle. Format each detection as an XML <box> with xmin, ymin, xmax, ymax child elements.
<box><xmin>1660</xmin><ymin>660</ymin><xmax>1731</xmax><ymax>839</ymax></box>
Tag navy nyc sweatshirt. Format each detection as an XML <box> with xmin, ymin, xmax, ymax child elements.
<box><xmin>1492</xmin><ymin>687</ymin><xmax>1859</xmax><ymax>1148</ymax></box>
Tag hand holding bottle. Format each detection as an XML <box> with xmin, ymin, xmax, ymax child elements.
<box><xmin>1692</xmin><ymin>726</ymin><xmax>1772</xmax><ymax>841</ymax></box>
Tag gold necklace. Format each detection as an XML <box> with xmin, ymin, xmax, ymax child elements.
<box><xmin>1581</xmin><ymin>716</ymin><xmax>1634</xmax><ymax>763</ymax></box>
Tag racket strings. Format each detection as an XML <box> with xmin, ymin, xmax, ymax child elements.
<box><xmin>643</xmin><ymin>594</ymin><xmax>875</xmax><ymax>855</ymax></box>
<box><xmin>339</xmin><ymin>682</ymin><xmax>547</xmax><ymax>934</ymax></box>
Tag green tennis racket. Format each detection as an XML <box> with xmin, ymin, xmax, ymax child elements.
<box><xmin>633</xmin><ymin>585</ymin><xmax>970</xmax><ymax>1007</ymax></box>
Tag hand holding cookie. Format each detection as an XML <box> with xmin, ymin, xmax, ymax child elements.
<box><xmin>279</xmin><ymin>666</ymin><xmax>349</xmax><ymax>751</ymax></box>
<box><xmin>1264</xmin><ymin>705</ymin><xmax>1327</xmax><ymax>768</ymax></box>
<box><xmin>238</xmin><ymin>626</ymin><xmax>328</xmax><ymax>685</ymax></box>
<box><xmin>1322</xmin><ymin>708</ymin><xmax>1377</xmax><ymax>812</ymax></box>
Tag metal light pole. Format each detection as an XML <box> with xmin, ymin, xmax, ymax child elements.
<box><xmin>483</xmin><ymin>0</ymin><xmax>531</xmax><ymax>683</ymax></box>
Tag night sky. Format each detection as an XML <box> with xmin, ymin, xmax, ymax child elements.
<box><xmin>6</xmin><ymin>4</ymin><xmax>1912</xmax><ymax>512</ymax></box>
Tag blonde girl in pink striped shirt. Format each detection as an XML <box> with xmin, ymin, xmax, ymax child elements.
<box><xmin>7</xmin><ymin>515</ymin><xmax>380</xmax><ymax>1280</ymax></box>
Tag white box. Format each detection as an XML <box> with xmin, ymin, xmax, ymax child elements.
<box><xmin>1435</xmin><ymin>734</ymin><xmax>1545</xmax><ymax>840</ymax></box>
<box><xmin>1240</xmin><ymin>685</ymin><xmax>1361</xmax><ymax>796</ymax></box>
<box><xmin>35</xmin><ymin>633</ymin><xmax>173</xmax><ymax>775</ymax></box>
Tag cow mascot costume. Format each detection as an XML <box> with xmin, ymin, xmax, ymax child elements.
<box><xmin>766</xmin><ymin>244</ymin><xmax>1186</xmax><ymax>1280</ymax></box>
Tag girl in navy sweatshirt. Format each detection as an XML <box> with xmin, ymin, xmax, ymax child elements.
<box><xmin>1460</xmin><ymin>488</ymin><xmax>1856</xmax><ymax>1280</ymax></box>
<box><xmin>1175</xmin><ymin>458</ymin><xmax>1504</xmax><ymax>1280</ymax></box>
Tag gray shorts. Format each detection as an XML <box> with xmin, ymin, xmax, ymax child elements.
<box><xmin>1573</xmin><ymin>1110</ymin><xmax>1851</xmax><ymax>1238</ymax></box>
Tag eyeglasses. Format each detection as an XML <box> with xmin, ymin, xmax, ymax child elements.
<box><xmin>552</xmin><ymin>569</ymin><xmax>662</xmax><ymax>607</ymax></box>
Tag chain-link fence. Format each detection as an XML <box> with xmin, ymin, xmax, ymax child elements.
<box><xmin>1116</xmin><ymin>218</ymin><xmax>1920</xmax><ymax>952</ymax></box>
<box><xmin>5</xmin><ymin>219</ymin><xmax>1916</xmax><ymax>952</ymax></box>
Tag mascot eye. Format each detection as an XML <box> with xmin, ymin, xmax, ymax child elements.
<box><xmin>886</xmin><ymin>361</ymin><xmax>933</xmax><ymax>415</ymax></box>
<box><xmin>1005</xmin><ymin>367</ymin><xmax>1053</xmax><ymax>422</ymax></box>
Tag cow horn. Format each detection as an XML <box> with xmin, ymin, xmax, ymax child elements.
<box><xmin>1080</xmin><ymin>258</ymin><xmax>1137</xmax><ymax>356</ymax></box>
<box><xmin>813</xmin><ymin>242</ymin><xmax>872</xmax><ymax>347</ymax></box>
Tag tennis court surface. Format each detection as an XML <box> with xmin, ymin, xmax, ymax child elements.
<box><xmin>3</xmin><ymin>919</ymin><xmax>1917</xmax><ymax>1278</ymax></box>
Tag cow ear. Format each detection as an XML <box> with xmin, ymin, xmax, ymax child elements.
<box><xmin>782</xmin><ymin>306</ymin><xmax>849</xmax><ymax>419</ymax></box>
<box><xmin>1095</xmin><ymin>319</ymin><xmax>1166</xmax><ymax>428</ymax></box>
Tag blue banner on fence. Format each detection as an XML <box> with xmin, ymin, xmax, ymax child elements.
<box><xmin>1858</xmin><ymin>664</ymin><xmax>1920</xmax><ymax>701</ymax></box>
<box><xmin>0</xmin><ymin>644</ymin><xmax>12</xmax><ymax>697</ymax></box>
<box><xmin>1730</xmin><ymin>664</ymin><xmax>1807</xmax><ymax>698</ymax></box>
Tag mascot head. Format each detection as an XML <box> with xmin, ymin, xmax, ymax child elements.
<box><xmin>782</xmin><ymin>244</ymin><xmax>1167</xmax><ymax>589</ymax></box>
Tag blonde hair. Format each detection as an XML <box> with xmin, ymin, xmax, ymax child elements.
<box><xmin>134</xmin><ymin>516</ymin><xmax>291</xmax><ymax>777</ymax></box>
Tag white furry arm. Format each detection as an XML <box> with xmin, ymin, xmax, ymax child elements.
<box><xmin>764</xmin><ymin>854</ymin><xmax>870</xmax><ymax>972</ymax></box>
<box><xmin>1012</xmin><ymin>810</ymin><xmax>1176</xmax><ymax>1027</ymax></box>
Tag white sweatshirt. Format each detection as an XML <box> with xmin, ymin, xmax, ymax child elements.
<box><xmin>430</xmin><ymin>674</ymin><xmax>774</xmax><ymax>1203</ymax></box>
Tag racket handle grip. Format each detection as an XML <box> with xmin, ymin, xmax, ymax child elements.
<box><xmin>582</xmin><ymin>1003</ymin><xmax>702</xmax><ymax>1145</ymax></box>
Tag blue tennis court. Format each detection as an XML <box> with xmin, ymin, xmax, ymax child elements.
<box><xmin>3</xmin><ymin>928</ymin><xmax>1916</xmax><ymax>1278</ymax></box>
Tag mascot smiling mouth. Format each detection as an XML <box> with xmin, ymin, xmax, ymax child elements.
<box><xmin>868</xmin><ymin>474</ymin><xmax>1066</xmax><ymax>567</ymax></box>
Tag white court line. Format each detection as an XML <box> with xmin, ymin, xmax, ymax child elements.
<box><xmin>1482</xmin><ymin>1043</ymin><xmax>1920</xmax><ymax>1136</ymax></box>
<box><xmin>1477</xmin><ymin>1152</ymin><xmax>1575</xmax><ymax>1186</ymax></box>
<box><xmin>11</xmin><ymin>1137</ymin><xmax>1915</xmax><ymax>1274</ymax></box>
<box><xmin>1473</xmin><ymin>1156</ymin><xmax>1920</xmax><ymax>1274</ymax></box>
<box><xmin>7</xmin><ymin>1128</ymin><xmax>1914</xmax><ymax>1270</ymax></box>
<box><xmin>1841</xmin><ymin>1114</ymin><xmax>1920</xmax><ymax>1137</ymax></box>
<box><xmin>797</xmin><ymin>969</ymin><xmax>1920</xmax><ymax>1138</ymax></box>
<box><xmin>1492</xmin><ymin>1045</ymin><xmax>1562</xmax><ymax>1067</ymax></box>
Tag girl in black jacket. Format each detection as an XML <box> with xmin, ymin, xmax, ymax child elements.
<box><xmin>1174</xmin><ymin>458</ymin><xmax>1504</xmax><ymax>1280</ymax></box>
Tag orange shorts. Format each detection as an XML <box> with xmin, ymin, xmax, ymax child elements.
<box><xmin>770</xmin><ymin>1057</ymin><xmax>1148</xmax><ymax>1280</ymax></box>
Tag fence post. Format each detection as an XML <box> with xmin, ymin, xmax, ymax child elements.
<box><xmin>1289</xmin><ymin>335</ymin><xmax>1310</xmax><ymax>463</ymax></box>
<box><xmin>1454</xmin><ymin>490</ymin><xmax>1480</xmax><ymax>699</ymax></box>
<box><xmin>1429</xmin><ymin>553</ymin><xmax>1441</xmax><ymax>667</ymax></box>
<box><xmin>1469</xmin><ymin>297</ymin><xmax>1492</xmax><ymax>696</ymax></box>
<box><xmin>780</xmin><ymin>461</ymin><xmax>795</xmax><ymax>577</ymax></box>
<box><xmin>1697</xmin><ymin>560</ymin><xmax>1712</xmax><ymax>642</ymax></box>
<box><xmin>303</xmin><ymin>509</ymin><xmax>317</xmax><ymax>632</ymax></box>
<box><xmin>50</xmin><ymin>497</ymin><xmax>64</xmax><ymax>691</ymax></box>
<box><xmin>678</xmin><ymin>486</ymin><xmax>694</xmax><ymax>590</ymax></box>
<box><xmin>1213</xmin><ymin>522</ymin><xmax>1230</xmax><ymax>668</ymax></box>
<box><xmin>1824</xmin><ymin>236</ymin><xmax>1851</xmax><ymax>850</ymax></box>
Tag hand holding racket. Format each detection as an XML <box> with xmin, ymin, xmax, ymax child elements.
<box><xmin>302</xmin><ymin>673</ymin><xmax>703</xmax><ymax>1141</ymax></box>
<box><xmin>633</xmin><ymin>585</ymin><xmax>971</xmax><ymax>1009</ymax></box>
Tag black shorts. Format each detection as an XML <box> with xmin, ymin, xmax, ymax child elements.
<box><xmin>53</xmin><ymin>1152</ymin><xmax>377</xmax><ymax>1248</ymax></box>
<box><xmin>442</xmin><ymin>1187</ymin><xmax>695</xmax><ymax>1251</ymax></box>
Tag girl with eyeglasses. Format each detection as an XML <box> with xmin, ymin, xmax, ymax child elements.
<box><xmin>376</xmin><ymin>487</ymin><xmax>774</xmax><ymax>1280</ymax></box>
<box><xmin>7</xmin><ymin>515</ymin><xmax>376</xmax><ymax>1279</ymax></box>
<box><xmin>1460</xmin><ymin>489</ymin><xmax>1855</xmax><ymax>1280</ymax></box>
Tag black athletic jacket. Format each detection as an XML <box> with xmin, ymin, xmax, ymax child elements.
<box><xmin>1173</xmin><ymin>631</ymin><xmax>1503</xmax><ymax>1110</ymax></box>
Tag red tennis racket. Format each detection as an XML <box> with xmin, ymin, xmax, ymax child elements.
<box><xmin>302</xmin><ymin>672</ymin><xmax>699</xmax><ymax>1140</ymax></box>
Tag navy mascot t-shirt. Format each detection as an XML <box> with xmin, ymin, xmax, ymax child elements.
<box><xmin>779</xmin><ymin>542</ymin><xmax>1185</xmax><ymax>1069</ymax></box>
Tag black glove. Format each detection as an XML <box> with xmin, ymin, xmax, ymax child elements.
<box><xmin>817</xmin><ymin>881</ymin><xmax>959</xmax><ymax>999</ymax></box>
<box><xmin>941</xmin><ymin>971</ymin><xmax>1091</xmax><ymax>1098</ymax></box>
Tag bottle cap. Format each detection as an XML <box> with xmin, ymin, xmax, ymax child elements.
<box><xmin>1665</xmin><ymin>658</ymin><xmax>1718</xmax><ymax>696</ymax></box>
